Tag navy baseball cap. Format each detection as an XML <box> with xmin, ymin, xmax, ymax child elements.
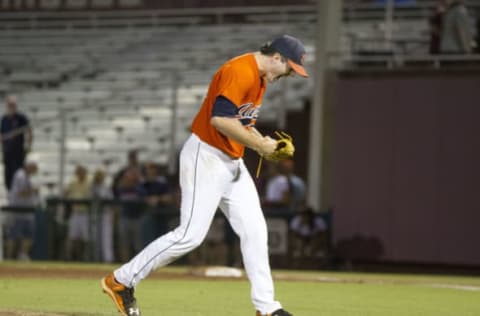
<box><xmin>270</xmin><ymin>35</ymin><xmax>308</xmax><ymax>78</ymax></box>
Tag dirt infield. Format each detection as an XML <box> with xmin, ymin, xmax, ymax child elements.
<box><xmin>0</xmin><ymin>265</ymin><xmax>182</xmax><ymax>280</ymax></box>
<box><xmin>0</xmin><ymin>265</ymin><xmax>239</xmax><ymax>281</ymax></box>
<box><xmin>0</xmin><ymin>312</ymin><xmax>66</xmax><ymax>316</ymax></box>
<box><xmin>2</xmin><ymin>264</ymin><xmax>480</xmax><ymax>290</ymax></box>
<box><xmin>0</xmin><ymin>266</ymin><xmax>104</xmax><ymax>279</ymax></box>
<box><xmin>0</xmin><ymin>265</ymin><xmax>337</xmax><ymax>283</ymax></box>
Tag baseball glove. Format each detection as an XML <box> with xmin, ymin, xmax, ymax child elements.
<box><xmin>264</xmin><ymin>131</ymin><xmax>295</xmax><ymax>161</ymax></box>
<box><xmin>256</xmin><ymin>131</ymin><xmax>295</xmax><ymax>178</ymax></box>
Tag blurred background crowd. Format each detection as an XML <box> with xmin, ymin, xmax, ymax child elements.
<box><xmin>1</xmin><ymin>95</ymin><xmax>328</xmax><ymax>268</ymax></box>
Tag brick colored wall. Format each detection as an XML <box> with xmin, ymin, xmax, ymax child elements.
<box><xmin>333</xmin><ymin>71</ymin><xmax>480</xmax><ymax>265</ymax></box>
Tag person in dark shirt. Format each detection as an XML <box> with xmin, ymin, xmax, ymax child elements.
<box><xmin>139</xmin><ymin>162</ymin><xmax>173</xmax><ymax>240</ymax></box>
<box><xmin>117</xmin><ymin>168</ymin><xmax>145</xmax><ymax>262</ymax></box>
<box><xmin>140</xmin><ymin>162</ymin><xmax>172</xmax><ymax>208</ymax></box>
<box><xmin>111</xmin><ymin>149</ymin><xmax>142</xmax><ymax>198</ymax></box>
<box><xmin>440</xmin><ymin>0</ymin><xmax>472</xmax><ymax>54</ymax></box>
<box><xmin>1</xmin><ymin>95</ymin><xmax>33</xmax><ymax>191</ymax></box>
<box><xmin>429</xmin><ymin>0</ymin><xmax>446</xmax><ymax>54</ymax></box>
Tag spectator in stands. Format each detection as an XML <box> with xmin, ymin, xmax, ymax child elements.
<box><xmin>288</xmin><ymin>207</ymin><xmax>327</xmax><ymax>262</ymax></box>
<box><xmin>440</xmin><ymin>0</ymin><xmax>473</xmax><ymax>54</ymax></box>
<box><xmin>475</xmin><ymin>19</ymin><xmax>480</xmax><ymax>54</ymax></box>
<box><xmin>91</xmin><ymin>168</ymin><xmax>114</xmax><ymax>263</ymax></box>
<box><xmin>117</xmin><ymin>168</ymin><xmax>145</xmax><ymax>262</ymax></box>
<box><xmin>429</xmin><ymin>0</ymin><xmax>446</xmax><ymax>54</ymax></box>
<box><xmin>4</xmin><ymin>161</ymin><xmax>39</xmax><ymax>261</ymax></box>
<box><xmin>140</xmin><ymin>161</ymin><xmax>172</xmax><ymax>238</ymax></box>
<box><xmin>112</xmin><ymin>149</ymin><xmax>142</xmax><ymax>198</ymax></box>
<box><xmin>65</xmin><ymin>165</ymin><xmax>91</xmax><ymax>261</ymax></box>
<box><xmin>141</xmin><ymin>161</ymin><xmax>172</xmax><ymax>210</ymax></box>
<box><xmin>1</xmin><ymin>95</ymin><xmax>33</xmax><ymax>192</ymax></box>
<box><xmin>263</xmin><ymin>159</ymin><xmax>306</xmax><ymax>213</ymax></box>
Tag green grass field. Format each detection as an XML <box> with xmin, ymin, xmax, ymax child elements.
<box><xmin>1</xmin><ymin>262</ymin><xmax>480</xmax><ymax>316</ymax></box>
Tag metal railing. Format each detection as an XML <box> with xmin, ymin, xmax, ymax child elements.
<box><xmin>0</xmin><ymin>6</ymin><xmax>316</xmax><ymax>30</ymax></box>
<box><xmin>1</xmin><ymin>198</ymin><xmax>333</xmax><ymax>264</ymax></box>
<box><xmin>328</xmin><ymin>51</ymin><xmax>480</xmax><ymax>70</ymax></box>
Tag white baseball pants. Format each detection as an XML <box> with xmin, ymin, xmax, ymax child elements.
<box><xmin>114</xmin><ymin>133</ymin><xmax>282</xmax><ymax>314</ymax></box>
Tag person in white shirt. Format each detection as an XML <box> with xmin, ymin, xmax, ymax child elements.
<box><xmin>5</xmin><ymin>161</ymin><xmax>39</xmax><ymax>260</ymax></box>
<box><xmin>91</xmin><ymin>168</ymin><xmax>115</xmax><ymax>263</ymax></box>
<box><xmin>64</xmin><ymin>165</ymin><xmax>91</xmax><ymax>261</ymax></box>
<box><xmin>263</xmin><ymin>159</ymin><xmax>306</xmax><ymax>212</ymax></box>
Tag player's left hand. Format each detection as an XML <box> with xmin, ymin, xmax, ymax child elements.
<box><xmin>263</xmin><ymin>131</ymin><xmax>295</xmax><ymax>161</ymax></box>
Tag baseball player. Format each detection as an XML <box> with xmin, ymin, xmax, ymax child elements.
<box><xmin>102</xmin><ymin>34</ymin><xmax>308</xmax><ymax>316</ymax></box>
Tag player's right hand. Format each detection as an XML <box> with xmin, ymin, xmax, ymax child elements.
<box><xmin>256</xmin><ymin>136</ymin><xmax>277</xmax><ymax>157</ymax></box>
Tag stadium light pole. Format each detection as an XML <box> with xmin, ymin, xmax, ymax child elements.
<box><xmin>58</xmin><ymin>107</ymin><xmax>67</xmax><ymax>196</ymax></box>
<box><xmin>385</xmin><ymin>0</ymin><xmax>394</xmax><ymax>50</ymax></box>
<box><xmin>0</xmin><ymin>212</ymin><xmax>3</xmax><ymax>261</ymax></box>
<box><xmin>168</xmin><ymin>70</ymin><xmax>179</xmax><ymax>175</ymax></box>
<box><xmin>307</xmin><ymin>0</ymin><xmax>342</xmax><ymax>212</ymax></box>
<box><xmin>277</xmin><ymin>78</ymin><xmax>288</xmax><ymax>130</ymax></box>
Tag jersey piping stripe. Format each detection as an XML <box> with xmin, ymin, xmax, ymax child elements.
<box><xmin>128</xmin><ymin>142</ymin><xmax>201</xmax><ymax>287</ymax></box>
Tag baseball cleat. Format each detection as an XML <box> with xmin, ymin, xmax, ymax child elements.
<box><xmin>101</xmin><ymin>273</ymin><xmax>141</xmax><ymax>316</ymax></box>
<box><xmin>256</xmin><ymin>309</ymin><xmax>293</xmax><ymax>316</ymax></box>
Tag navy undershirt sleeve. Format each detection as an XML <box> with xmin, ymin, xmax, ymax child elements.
<box><xmin>211</xmin><ymin>95</ymin><xmax>238</xmax><ymax>118</ymax></box>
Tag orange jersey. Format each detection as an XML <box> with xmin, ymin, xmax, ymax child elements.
<box><xmin>191</xmin><ymin>53</ymin><xmax>266</xmax><ymax>159</ymax></box>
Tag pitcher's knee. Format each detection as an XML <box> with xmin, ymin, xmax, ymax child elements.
<box><xmin>179</xmin><ymin>233</ymin><xmax>204</xmax><ymax>251</ymax></box>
